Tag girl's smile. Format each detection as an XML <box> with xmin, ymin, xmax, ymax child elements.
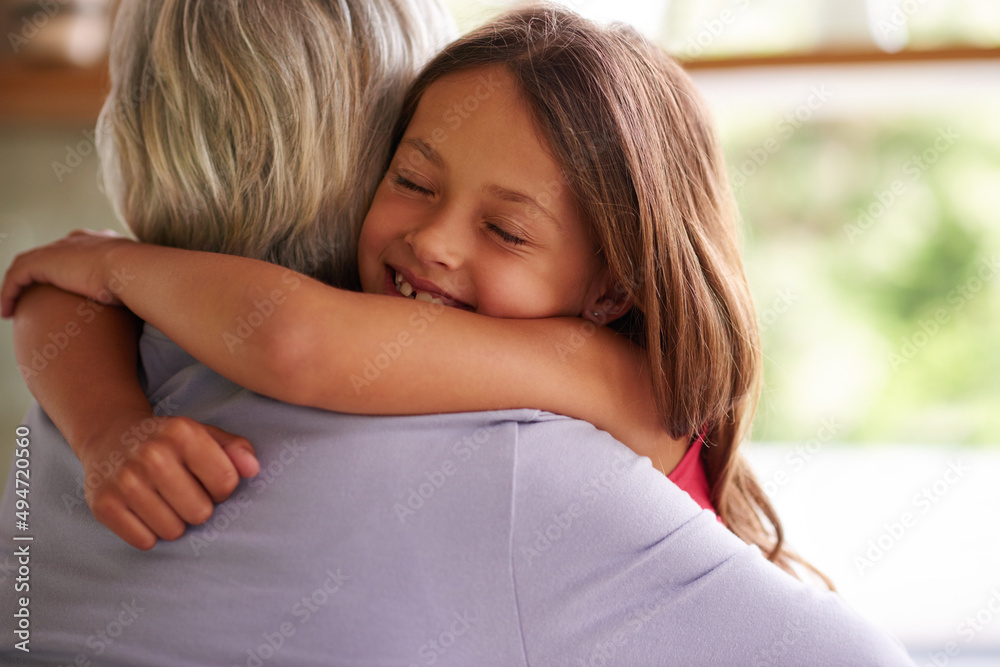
<box><xmin>358</xmin><ymin>65</ymin><xmax>617</xmax><ymax>320</ymax></box>
<box><xmin>383</xmin><ymin>264</ymin><xmax>471</xmax><ymax>309</ymax></box>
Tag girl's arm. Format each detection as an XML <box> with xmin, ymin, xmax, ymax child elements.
<box><xmin>2</xmin><ymin>233</ymin><xmax>687</xmax><ymax>472</ymax></box>
<box><xmin>11</xmin><ymin>284</ymin><xmax>258</xmax><ymax>549</ymax></box>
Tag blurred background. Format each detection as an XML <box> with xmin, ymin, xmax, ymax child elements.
<box><xmin>1</xmin><ymin>0</ymin><xmax>998</xmax><ymax>662</ymax></box>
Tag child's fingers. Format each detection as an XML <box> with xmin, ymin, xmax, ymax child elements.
<box><xmin>106</xmin><ymin>511</ymin><xmax>159</xmax><ymax>551</ymax></box>
<box><xmin>153</xmin><ymin>417</ymin><xmax>240</xmax><ymax>504</ymax></box>
<box><xmin>150</xmin><ymin>458</ymin><xmax>217</xmax><ymax>527</ymax></box>
<box><xmin>227</xmin><ymin>445</ymin><xmax>260</xmax><ymax>479</ymax></box>
<box><xmin>95</xmin><ymin>451</ymin><xmax>188</xmax><ymax>542</ymax></box>
<box><xmin>183</xmin><ymin>446</ymin><xmax>241</xmax><ymax>505</ymax></box>
<box><xmin>127</xmin><ymin>422</ymin><xmax>228</xmax><ymax>517</ymax></box>
<box><xmin>203</xmin><ymin>424</ymin><xmax>260</xmax><ymax>480</ymax></box>
<box><xmin>116</xmin><ymin>477</ymin><xmax>188</xmax><ymax>543</ymax></box>
<box><xmin>88</xmin><ymin>486</ymin><xmax>163</xmax><ymax>551</ymax></box>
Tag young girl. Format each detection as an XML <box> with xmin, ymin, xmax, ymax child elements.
<box><xmin>3</xmin><ymin>6</ymin><xmax>817</xmax><ymax>582</ymax></box>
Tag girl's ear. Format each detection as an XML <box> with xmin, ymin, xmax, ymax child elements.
<box><xmin>582</xmin><ymin>269</ymin><xmax>632</xmax><ymax>325</ymax></box>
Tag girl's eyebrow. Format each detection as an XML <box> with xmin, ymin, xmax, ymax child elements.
<box><xmin>400</xmin><ymin>138</ymin><xmax>445</xmax><ymax>169</ymax></box>
<box><xmin>484</xmin><ymin>184</ymin><xmax>563</xmax><ymax>232</ymax></box>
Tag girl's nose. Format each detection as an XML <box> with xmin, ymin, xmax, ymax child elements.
<box><xmin>404</xmin><ymin>211</ymin><xmax>465</xmax><ymax>271</ymax></box>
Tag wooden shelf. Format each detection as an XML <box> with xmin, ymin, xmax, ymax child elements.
<box><xmin>680</xmin><ymin>45</ymin><xmax>1000</xmax><ymax>70</ymax></box>
<box><xmin>0</xmin><ymin>60</ymin><xmax>109</xmax><ymax>124</ymax></box>
<box><xmin>0</xmin><ymin>46</ymin><xmax>997</xmax><ymax>124</ymax></box>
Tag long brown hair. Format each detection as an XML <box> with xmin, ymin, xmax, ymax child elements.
<box><xmin>391</xmin><ymin>4</ymin><xmax>830</xmax><ymax>585</ymax></box>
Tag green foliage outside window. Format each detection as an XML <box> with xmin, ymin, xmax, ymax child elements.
<box><xmin>731</xmin><ymin>113</ymin><xmax>1000</xmax><ymax>444</ymax></box>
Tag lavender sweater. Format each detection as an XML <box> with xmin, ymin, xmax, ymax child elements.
<box><xmin>0</xmin><ymin>326</ymin><xmax>913</xmax><ymax>666</ymax></box>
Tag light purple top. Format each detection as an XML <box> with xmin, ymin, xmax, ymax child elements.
<box><xmin>0</xmin><ymin>325</ymin><xmax>913</xmax><ymax>665</ymax></box>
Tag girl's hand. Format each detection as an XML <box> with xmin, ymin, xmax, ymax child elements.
<box><xmin>80</xmin><ymin>414</ymin><xmax>260</xmax><ymax>550</ymax></box>
<box><xmin>1</xmin><ymin>229</ymin><xmax>133</xmax><ymax>318</ymax></box>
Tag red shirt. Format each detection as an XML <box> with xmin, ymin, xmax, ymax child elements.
<box><xmin>667</xmin><ymin>431</ymin><xmax>718</xmax><ymax>517</ymax></box>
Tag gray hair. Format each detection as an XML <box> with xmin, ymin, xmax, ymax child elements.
<box><xmin>97</xmin><ymin>0</ymin><xmax>455</xmax><ymax>288</ymax></box>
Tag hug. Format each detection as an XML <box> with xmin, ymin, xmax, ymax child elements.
<box><xmin>1</xmin><ymin>0</ymin><xmax>913</xmax><ymax>664</ymax></box>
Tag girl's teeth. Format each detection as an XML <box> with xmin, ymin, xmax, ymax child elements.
<box><xmin>395</xmin><ymin>271</ymin><xmax>445</xmax><ymax>305</ymax></box>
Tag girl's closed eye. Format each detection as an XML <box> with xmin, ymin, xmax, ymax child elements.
<box><xmin>485</xmin><ymin>220</ymin><xmax>528</xmax><ymax>246</ymax></box>
<box><xmin>393</xmin><ymin>173</ymin><xmax>434</xmax><ymax>196</ymax></box>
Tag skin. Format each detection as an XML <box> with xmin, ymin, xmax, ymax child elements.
<box><xmin>359</xmin><ymin>68</ymin><xmax>616</xmax><ymax>321</ymax></box>
<box><xmin>2</xmin><ymin>67</ymin><xmax>688</xmax><ymax>549</ymax></box>
<box><xmin>11</xmin><ymin>240</ymin><xmax>260</xmax><ymax>551</ymax></box>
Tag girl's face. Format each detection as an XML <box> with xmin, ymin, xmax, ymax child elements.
<box><xmin>358</xmin><ymin>66</ymin><xmax>611</xmax><ymax>318</ymax></box>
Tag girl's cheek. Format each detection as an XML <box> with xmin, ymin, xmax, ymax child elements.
<box><xmin>359</xmin><ymin>205</ymin><xmax>397</xmax><ymax>251</ymax></box>
<box><xmin>368</xmin><ymin>197</ymin><xmax>414</xmax><ymax>240</ymax></box>
<box><xmin>356</xmin><ymin>222</ymin><xmax>378</xmax><ymax>262</ymax></box>
<box><xmin>477</xmin><ymin>269</ymin><xmax>551</xmax><ymax>319</ymax></box>
<box><xmin>357</xmin><ymin>216</ymin><xmax>392</xmax><ymax>284</ymax></box>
